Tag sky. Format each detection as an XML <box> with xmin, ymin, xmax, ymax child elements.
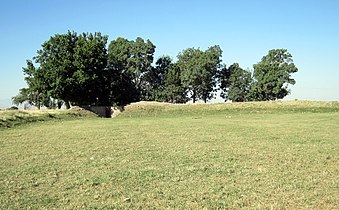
<box><xmin>0</xmin><ymin>0</ymin><xmax>338</xmax><ymax>108</ymax></box>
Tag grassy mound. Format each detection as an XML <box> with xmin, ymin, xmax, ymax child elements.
<box><xmin>0</xmin><ymin>107</ymin><xmax>98</xmax><ymax>128</ymax></box>
<box><xmin>120</xmin><ymin>100</ymin><xmax>339</xmax><ymax>117</ymax></box>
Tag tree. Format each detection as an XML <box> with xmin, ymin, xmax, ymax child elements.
<box><xmin>73</xmin><ymin>32</ymin><xmax>109</xmax><ymax>105</ymax></box>
<box><xmin>250</xmin><ymin>49</ymin><xmax>298</xmax><ymax>101</ymax></box>
<box><xmin>107</xmin><ymin>37</ymin><xmax>156</xmax><ymax>103</ymax></box>
<box><xmin>106</xmin><ymin>37</ymin><xmax>136</xmax><ymax>105</ymax></box>
<box><xmin>143</xmin><ymin>56</ymin><xmax>172</xmax><ymax>101</ymax></box>
<box><xmin>130</xmin><ymin>37</ymin><xmax>156</xmax><ymax>93</ymax></box>
<box><xmin>106</xmin><ymin>66</ymin><xmax>140</xmax><ymax>106</ymax></box>
<box><xmin>219</xmin><ymin>63</ymin><xmax>252</xmax><ymax>102</ymax></box>
<box><xmin>12</xmin><ymin>60</ymin><xmax>51</xmax><ymax>109</ymax></box>
<box><xmin>34</xmin><ymin>31</ymin><xmax>108</xmax><ymax>107</ymax></box>
<box><xmin>219</xmin><ymin>64</ymin><xmax>230</xmax><ymax>100</ymax></box>
<box><xmin>12</xmin><ymin>88</ymin><xmax>35</xmax><ymax>107</ymax></box>
<box><xmin>177</xmin><ymin>45</ymin><xmax>222</xmax><ymax>103</ymax></box>
<box><xmin>200</xmin><ymin>45</ymin><xmax>223</xmax><ymax>102</ymax></box>
<box><xmin>162</xmin><ymin>63</ymin><xmax>188</xmax><ymax>103</ymax></box>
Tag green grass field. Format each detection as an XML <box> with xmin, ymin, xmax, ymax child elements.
<box><xmin>1</xmin><ymin>101</ymin><xmax>339</xmax><ymax>209</ymax></box>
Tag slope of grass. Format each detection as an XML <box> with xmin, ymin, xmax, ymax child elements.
<box><xmin>0</xmin><ymin>101</ymin><xmax>338</xmax><ymax>209</ymax></box>
<box><xmin>121</xmin><ymin>100</ymin><xmax>339</xmax><ymax>117</ymax></box>
<box><xmin>0</xmin><ymin>107</ymin><xmax>98</xmax><ymax>128</ymax></box>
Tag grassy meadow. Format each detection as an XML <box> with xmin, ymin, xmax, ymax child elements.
<box><xmin>0</xmin><ymin>101</ymin><xmax>339</xmax><ymax>209</ymax></box>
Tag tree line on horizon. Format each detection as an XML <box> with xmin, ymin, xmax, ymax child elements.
<box><xmin>13</xmin><ymin>31</ymin><xmax>298</xmax><ymax>109</ymax></box>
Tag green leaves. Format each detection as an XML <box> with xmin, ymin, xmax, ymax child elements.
<box><xmin>12</xmin><ymin>60</ymin><xmax>52</xmax><ymax>109</ymax></box>
<box><xmin>219</xmin><ymin>49</ymin><xmax>298</xmax><ymax>102</ymax></box>
<box><xmin>219</xmin><ymin>63</ymin><xmax>252</xmax><ymax>102</ymax></box>
<box><xmin>162</xmin><ymin>63</ymin><xmax>188</xmax><ymax>103</ymax></box>
<box><xmin>251</xmin><ymin>49</ymin><xmax>298</xmax><ymax>101</ymax></box>
<box><xmin>33</xmin><ymin>31</ymin><xmax>108</xmax><ymax>106</ymax></box>
<box><xmin>15</xmin><ymin>31</ymin><xmax>299</xmax><ymax>108</ymax></box>
<box><xmin>107</xmin><ymin>37</ymin><xmax>156</xmax><ymax>105</ymax></box>
<box><xmin>177</xmin><ymin>45</ymin><xmax>222</xmax><ymax>103</ymax></box>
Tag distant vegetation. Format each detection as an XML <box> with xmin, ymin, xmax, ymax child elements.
<box><xmin>13</xmin><ymin>31</ymin><xmax>298</xmax><ymax>109</ymax></box>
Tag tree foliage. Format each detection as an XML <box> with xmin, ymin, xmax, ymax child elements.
<box><xmin>12</xmin><ymin>60</ymin><xmax>51</xmax><ymax>109</ymax></box>
<box><xmin>250</xmin><ymin>49</ymin><xmax>298</xmax><ymax>101</ymax></box>
<box><xmin>177</xmin><ymin>45</ymin><xmax>222</xmax><ymax>103</ymax></box>
<box><xmin>107</xmin><ymin>37</ymin><xmax>156</xmax><ymax>104</ymax></box>
<box><xmin>142</xmin><ymin>56</ymin><xmax>172</xmax><ymax>101</ymax></box>
<box><xmin>219</xmin><ymin>63</ymin><xmax>252</xmax><ymax>102</ymax></box>
<box><xmin>34</xmin><ymin>31</ymin><xmax>108</xmax><ymax>107</ymax></box>
<box><xmin>163</xmin><ymin>63</ymin><xmax>189</xmax><ymax>103</ymax></box>
<box><xmin>14</xmin><ymin>31</ymin><xmax>299</xmax><ymax>108</ymax></box>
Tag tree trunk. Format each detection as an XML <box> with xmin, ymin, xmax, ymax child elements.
<box><xmin>36</xmin><ymin>93</ymin><xmax>41</xmax><ymax>110</ymax></box>
<box><xmin>57</xmin><ymin>100</ymin><xmax>62</xmax><ymax>109</ymax></box>
<box><xmin>192</xmin><ymin>90</ymin><xmax>196</xmax><ymax>103</ymax></box>
<box><xmin>36</xmin><ymin>100</ymin><xmax>41</xmax><ymax>110</ymax></box>
<box><xmin>65</xmin><ymin>101</ymin><xmax>71</xmax><ymax>109</ymax></box>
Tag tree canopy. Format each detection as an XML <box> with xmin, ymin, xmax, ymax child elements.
<box><xmin>107</xmin><ymin>37</ymin><xmax>156</xmax><ymax>104</ymax></box>
<box><xmin>219</xmin><ymin>63</ymin><xmax>252</xmax><ymax>102</ymax></box>
<box><xmin>177</xmin><ymin>45</ymin><xmax>222</xmax><ymax>103</ymax></box>
<box><xmin>12</xmin><ymin>60</ymin><xmax>51</xmax><ymax>109</ymax></box>
<box><xmin>251</xmin><ymin>49</ymin><xmax>298</xmax><ymax>101</ymax></box>
<box><xmin>32</xmin><ymin>31</ymin><xmax>108</xmax><ymax>108</ymax></box>
<box><xmin>14</xmin><ymin>31</ymin><xmax>298</xmax><ymax>108</ymax></box>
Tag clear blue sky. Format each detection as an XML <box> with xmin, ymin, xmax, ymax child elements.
<box><xmin>1</xmin><ymin>0</ymin><xmax>338</xmax><ymax>108</ymax></box>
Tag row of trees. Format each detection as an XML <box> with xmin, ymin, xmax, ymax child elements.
<box><xmin>13</xmin><ymin>31</ymin><xmax>298</xmax><ymax>109</ymax></box>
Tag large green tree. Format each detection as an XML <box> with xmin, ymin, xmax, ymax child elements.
<box><xmin>107</xmin><ymin>37</ymin><xmax>156</xmax><ymax>103</ymax></box>
<box><xmin>250</xmin><ymin>49</ymin><xmax>298</xmax><ymax>101</ymax></box>
<box><xmin>219</xmin><ymin>63</ymin><xmax>252</xmax><ymax>102</ymax></box>
<box><xmin>143</xmin><ymin>56</ymin><xmax>172</xmax><ymax>101</ymax></box>
<box><xmin>162</xmin><ymin>63</ymin><xmax>188</xmax><ymax>103</ymax></box>
<box><xmin>106</xmin><ymin>37</ymin><xmax>136</xmax><ymax>105</ymax></box>
<box><xmin>34</xmin><ymin>31</ymin><xmax>108</xmax><ymax>107</ymax></box>
<box><xmin>177</xmin><ymin>45</ymin><xmax>222</xmax><ymax>103</ymax></box>
<box><xmin>73</xmin><ymin>32</ymin><xmax>109</xmax><ymax>105</ymax></box>
<box><xmin>130</xmin><ymin>37</ymin><xmax>156</xmax><ymax>92</ymax></box>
